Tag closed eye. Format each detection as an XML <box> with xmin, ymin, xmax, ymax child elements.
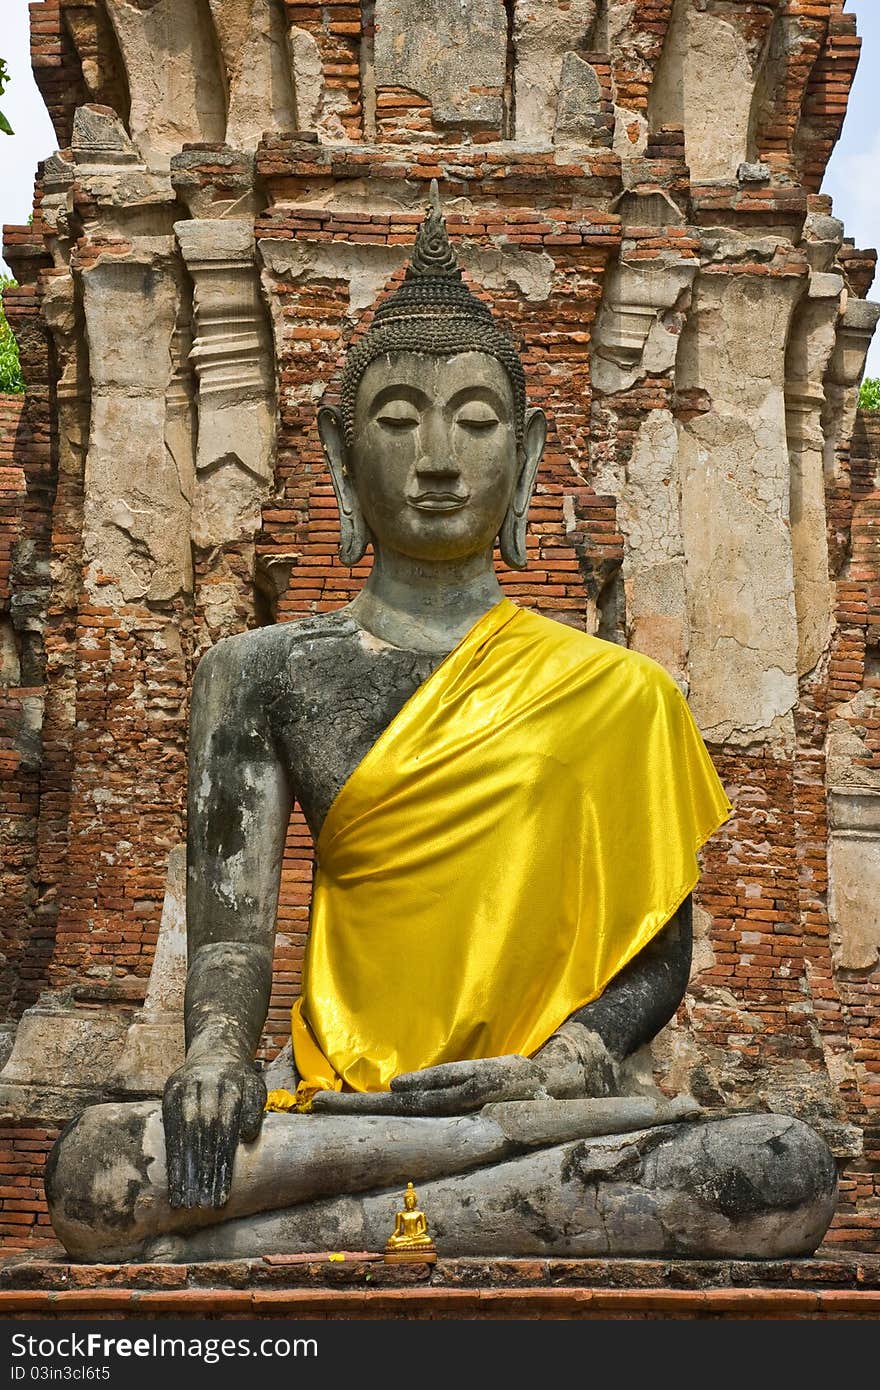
<box><xmin>456</xmin><ymin>413</ymin><xmax>500</xmax><ymax>431</ymax></box>
<box><xmin>377</xmin><ymin>413</ymin><xmax>419</xmax><ymax>430</ymax></box>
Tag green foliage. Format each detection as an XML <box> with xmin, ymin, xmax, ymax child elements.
<box><xmin>0</xmin><ymin>277</ymin><xmax>25</xmax><ymax>394</ymax></box>
<box><xmin>860</xmin><ymin>378</ymin><xmax>880</xmax><ymax>412</ymax></box>
<box><xmin>0</xmin><ymin>58</ymin><xmax>13</xmax><ymax>136</ymax></box>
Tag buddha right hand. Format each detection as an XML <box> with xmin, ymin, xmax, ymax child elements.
<box><xmin>162</xmin><ymin>1052</ymin><xmax>266</xmax><ymax>1209</ymax></box>
<box><xmin>532</xmin><ymin>1022</ymin><xmax>619</xmax><ymax>1099</ymax></box>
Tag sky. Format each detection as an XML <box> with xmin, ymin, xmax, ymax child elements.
<box><xmin>0</xmin><ymin>0</ymin><xmax>878</xmax><ymax>373</ymax></box>
<box><xmin>824</xmin><ymin>0</ymin><xmax>880</xmax><ymax>373</ymax></box>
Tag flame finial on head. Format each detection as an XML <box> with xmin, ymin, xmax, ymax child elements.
<box><xmin>339</xmin><ymin>180</ymin><xmax>526</xmax><ymax>442</ymax></box>
<box><xmin>370</xmin><ymin>180</ymin><xmax>494</xmax><ymax>329</ymax></box>
<box><xmin>407</xmin><ymin>180</ymin><xmax>460</xmax><ymax>279</ymax></box>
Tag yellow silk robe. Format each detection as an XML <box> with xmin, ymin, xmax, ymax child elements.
<box><xmin>291</xmin><ymin>599</ymin><xmax>731</xmax><ymax>1094</ymax></box>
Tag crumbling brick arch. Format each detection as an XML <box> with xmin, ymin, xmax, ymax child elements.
<box><xmin>649</xmin><ymin>0</ymin><xmax>778</xmax><ymax>181</ymax></box>
<box><xmin>61</xmin><ymin>1</ymin><xmax>132</xmax><ymax>137</ymax></box>
<box><xmin>101</xmin><ymin>0</ymin><xmax>228</xmax><ymax>167</ymax></box>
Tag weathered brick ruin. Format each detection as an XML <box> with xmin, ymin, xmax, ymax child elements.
<box><xmin>2</xmin><ymin>0</ymin><xmax>880</xmax><ymax>1278</ymax></box>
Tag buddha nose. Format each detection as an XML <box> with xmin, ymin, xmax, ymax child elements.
<box><xmin>415</xmin><ymin>412</ymin><xmax>460</xmax><ymax>479</ymax></box>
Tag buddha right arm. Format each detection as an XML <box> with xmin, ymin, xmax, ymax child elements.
<box><xmin>162</xmin><ymin>636</ymin><xmax>293</xmax><ymax>1210</ymax></box>
<box><xmin>531</xmin><ymin>895</ymin><xmax>695</xmax><ymax>1096</ymax></box>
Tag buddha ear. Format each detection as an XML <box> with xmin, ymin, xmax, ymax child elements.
<box><xmin>318</xmin><ymin>405</ymin><xmax>370</xmax><ymax>567</ymax></box>
<box><xmin>499</xmin><ymin>407</ymin><xmax>546</xmax><ymax>571</ymax></box>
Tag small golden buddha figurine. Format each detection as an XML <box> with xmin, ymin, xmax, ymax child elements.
<box><xmin>384</xmin><ymin>1182</ymin><xmax>438</xmax><ymax>1264</ymax></box>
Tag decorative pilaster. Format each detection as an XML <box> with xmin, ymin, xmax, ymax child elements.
<box><xmin>824</xmin><ymin>297</ymin><xmax>880</xmax><ymax>998</ymax></box>
<box><xmin>678</xmin><ymin>252</ymin><xmax>807</xmax><ymax>745</ymax></box>
<box><xmin>592</xmin><ymin>254</ymin><xmax>698</xmax><ymax>685</ymax></box>
<box><xmin>593</xmin><ymin>260</ymin><xmax>696</xmax><ymax>396</ymax></box>
<box><xmin>174</xmin><ymin>218</ymin><xmax>277</xmax><ymax>638</ymax></box>
<box><xmin>785</xmin><ymin>244</ymin><xmax>846</xmax><ymax>678</ymax></box>
<box><xmin>824</xmin><ymin>300</ymin><xmax>880</xmax><ymax>483</ymax></box>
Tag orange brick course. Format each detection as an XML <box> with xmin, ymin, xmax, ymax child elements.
<box><xmin>1</xmin><ymin>0</ymin><xmax>879</xmax><ymax>1270</ymax></box>
<box><xmin>2</xmin><ymin>1251</ymin><xmax>880</xmax><ymax>1318</ymax></box>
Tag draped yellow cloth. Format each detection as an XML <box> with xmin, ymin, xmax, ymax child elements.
<box><xmin>291</xmin><ymin>598</ymin><xmax>731</xmax><ymax>1094</ymax></box>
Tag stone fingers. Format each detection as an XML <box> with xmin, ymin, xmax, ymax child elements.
<box><xmin>210</xmin><ymin>1079</ymin><xmax>242</xmax><ymax>1209</ymax></box>
<box><xmin>312</xmin><ymin>1083</ymin><xmax>485</xmax><ymax>1117</ymax></box>
<box><xmin>161</xmin><ymin>1060</ymin><xmax>267</xmax><ymax>1211</ymax></box>
<box><xmin>239</xmin><ymin>1069</ymin><xmax>267</xmax><ymax>1141</ymax></box>
<box><xmin>310</xmin><ymin>1054</ymin><xmax>543</xmax><ymax>1116</ymax></box>
<box><xmin>414</xmin><ymin>1087</ymin><xmax>483</xmax><ymax>1115</ymax></box>
<box><xmin>162</xmin><ymin>1074</ymin><xmax>186</xmax><ymax>1208</ymax></box>
<box><xmin>165</xmin><ymin>1072</ymin><xmax>218</xmax><ymax>1208</ymax></box>
<box><xmin>311</xmin><ymin>1090</ymin><xmax>407</xmax><ymax>1114</ymax></box>
<box><xmin>391</xmin><ymin>1056</ymin><xmax>526</xmax><ymax>1094</ymax></box>
<box><xmin>174</xmin><ymin>1075</ymin><xmax>225</xmax><ymax>1208</ymax></box>
<box><xmin>184</xmin><ymin>1077</ymin><xmax>203</xmax><ymax>1207</ymax></box>
<box><xmin>198</xmin><ymin>1074</ymin><xmax>261</xmax><ymax>1209</ymax></box>
<box><xmin>391</xmin><ymin>1060</ymin><xmax>479</xmax><ymax>1091</ymax></box>
<box><xmin>198</xmin><ymin>1085</ymin><xmax>221</xmax><ymax>1207</ymax></box>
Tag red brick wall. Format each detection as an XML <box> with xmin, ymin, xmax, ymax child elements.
<box><xmin>0</xmin><ymin>396</ymin><xmax>25</xmax><ymax>597</ymax></box>
<box><xmin>0</xmin><ymin>396</ymin><xmax>58</xmax><ymax>1257</ymax></box>
<box><xmin>0</xmin><ymin>259</ymin><xmax>55</xmax><ymax>1021</ymax></box>
<box><xmin>0</xmin><ymin>397</ymin><xmax>32</xmax><ymax>1024</ymax></box>
<box><xmin>29</xmin><ymin>1</ymin><xmax>88</xmax><ymax>150</ymax></box>
<box><xmin>613</xmin><ymin>0</ymin><xmax>675</xmax><ymax>117</ymax></box>
<box><xmin>797</xmin><ymin>1</ymin><xmax>862</xmax><ymax>193</ymax></box>
<box><xmin>283</xmin><ymin>2</ymin><xmax>364</xmax><ymax>139</ymax></box>
<box><xmin>0</xmin><ymin>1124</ymin><xmax>59</xmax><ymax>1253</ymax></box>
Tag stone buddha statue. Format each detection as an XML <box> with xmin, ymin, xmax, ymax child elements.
<box><xmin>46</xmin><ymin>187</ymin><xmax>837</xmax><ymax>1264</ymax></box>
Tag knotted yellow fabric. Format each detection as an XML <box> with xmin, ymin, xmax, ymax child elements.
<box><xmin>291</xmin><ymin>599</ymin><xmax>731</xmax><ymax>1094</ymax></box>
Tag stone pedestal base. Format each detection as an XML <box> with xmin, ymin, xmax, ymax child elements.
<box><xmin>1</xmin><ymin>1252</ymin><xmax>879</xmax><ymax>1319</ymax></box>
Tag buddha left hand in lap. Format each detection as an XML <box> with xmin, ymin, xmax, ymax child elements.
<box><xmin>46</xmin><ymin>189</ymin><xmax>837</xmax><ymax>1263</ymax></box>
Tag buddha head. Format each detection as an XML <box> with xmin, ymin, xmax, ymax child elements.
<box><xmin>318</xmin><ymin>183</ymin><xmax>546</xmax><ymax>571</ymax></box>
<box><xmin>403</xmin><ymin>1182</ymin><xmax>418</xmax><ymax>1211</ymax></box>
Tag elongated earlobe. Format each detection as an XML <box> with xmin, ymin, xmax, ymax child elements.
<box><xmin>318</xmin><ymin>405</ymin><xmax>370</xmax><ymax>566</ymax></box>
<box><xmin>499</xmin><ymin>408</ymin><xmax>546</xmax><ymax>570</ymax></box>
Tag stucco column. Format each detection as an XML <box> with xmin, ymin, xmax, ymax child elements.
<box><xmin>825</xmin><ymin>298</ymin><xmax>880</xmax><ymax>981</ymax></box>
<box><xmin>592</xmin><ymin>257</ymin><xmax>698</xmax><ymax>686</ymax></box>
<box><xmin>174</xmin><ymin>218</ymin><xmax>277</xmax><ymax>637</ymax></box>
<box><xmin>678</xmin><ymin>264</ymin><xmax>805</xmax><ymax>744</ymax></box>
<box><xmin>785</xmin><ymin>268</ymin><xmax>845</xmax><ymax>677</ymax></box>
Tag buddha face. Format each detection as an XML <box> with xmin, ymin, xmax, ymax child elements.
<box><xmin>319</xmin><ymin>351</ymin><xmax>546</xmax><ymax>569</ymax></box>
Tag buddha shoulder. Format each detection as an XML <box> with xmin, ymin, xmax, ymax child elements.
<box><xmin>191</xmin><ymin>609</ymin><xmax>363</xmax><ymax>711</ymax></box>
<box><xmin>517</xmin><ymin>608</ymin><xmax>684</xmax><ymax>702</ymax></box>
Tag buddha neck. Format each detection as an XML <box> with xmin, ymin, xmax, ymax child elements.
<box><xmin>349</xmin><ymin>546</ymin><xmax>504</xmax><ymax>654</ymax></box>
